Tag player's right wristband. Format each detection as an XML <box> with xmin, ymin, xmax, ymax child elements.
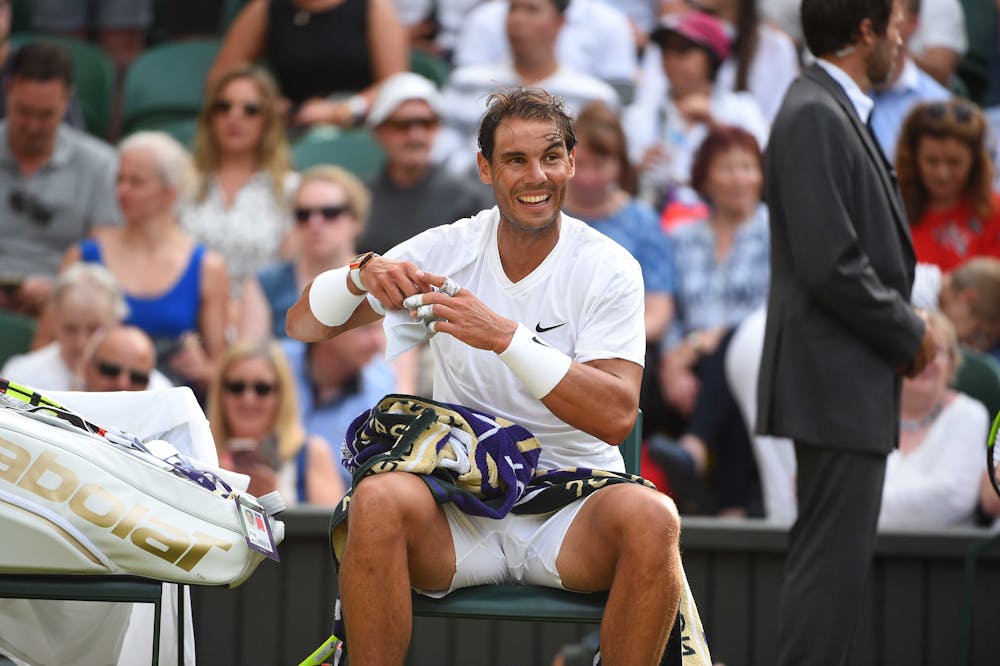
<box><xmin>309</xmin><ymin>266</ymin><xmax>366</xmax><ymax>326</ymax></box>
<box><xmin>498</xmin><ymin>323</ymin><xmax>572</xmax><ymax>399</ymax></box>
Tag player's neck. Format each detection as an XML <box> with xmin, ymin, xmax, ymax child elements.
<box><xmin>496</xmin><ymin>217</ymin><xmax>559</xmax><ymax>282</ymax></box>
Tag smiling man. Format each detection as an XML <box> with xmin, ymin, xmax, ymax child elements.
<box><xmin>287</xmin><ymin>88</ymin><xmax>687</xmax><ymax>665</ymax></box>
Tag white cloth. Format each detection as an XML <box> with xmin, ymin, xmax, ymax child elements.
<box><xmin>377</xmin><ymin>207</ymin><xmax>646</xmax><ymax>473</ymax></box>
<box><xmin>724</xmin><ymin>306</ymin><xmax>797</xmax><ymax>524</ymax></box>
<box><xmin>879</xmin><ymin>393</ymin><xmax>988</xmax><ymax>528</ymax></box>
<box><xmin>911</xmin><ymin>262</ymin><xmax>943</xmax><ymax>311</ymax></box>
<box><xmin>452</xmin><ymin>0</ymin><xmax>637</xmax><ymax>88</ymax></box>
<box><xmin>909</xmin><ymin>0</ymin><xmax>968</xmax><ymax>58</ymax></box>
<box><xmin>1</xmin><ymin>342</ymin><xmax>174</xmax><ymax>392</ymax></box>
<box><xmin>0</xmin><ymin>388</ymin><xmax>214</xmax><ymax>666</ymax></box>
<box><xmin>180</xmin><ymin>171</ymin><xmax>298</xmax><ymax>294</ymax></box>
<box><xmin>816</xmin><ymin>59</ymin><xmax>874</xmax><ymax>123</ymax></box>
<box><xmin>434</xmin><ymin>61</ymin><xmax>620</xmax><ymax>177</ymax></box>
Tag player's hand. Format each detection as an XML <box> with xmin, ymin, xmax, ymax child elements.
<box><xmin>360</xmin><ymin>256</ymin><xmax>438</xmax><ymax>310</ymax></box>
<box><xmin>401</xmin><ymin>275</ymin><xmax>517</xmax><ymax>353</ymax></box>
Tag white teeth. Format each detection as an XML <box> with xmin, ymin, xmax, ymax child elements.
<box><xmin>518</xmin><ymin>194</ymin><xmax>549</xmax><ymax>203</ymax></box>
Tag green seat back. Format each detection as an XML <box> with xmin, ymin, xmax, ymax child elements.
<box><xmin>411</xmin><ymin>412</ymin><xmax>643</xmax><ymax>622</ymax></box>
<box><xmin>957</xmin><ymin>0</ymin><xmax>997</xmax><ymax>104</ymax></box>
<box><xmin>8</xmin><ymin>33</ymin><xmax>116</xmax><ymax>140</ymax></box>
<box><xmin>121</xmin><ymin>39</ymin><xmax>220</xmax><ymax>136</ymax></box>
<box><xmin>0</xmin><ymin>310</ymin><xmax>37</xmax><ymax>368</ymax></box>
<box><xmin>954</xmin><ymin>347</ymin><xmax>1000</xmax><ymax>417</ymax></box>
<box><xmin>122</xmin><ymin>116</ymin><xmax>198</xmax><ymax>149</ymax></box>
<box><xmin>409</xmin><ymin>49</ymin><xmax>451</xmax><ymax>89</ymax></box>
<box><xmin>292</xmin><ymin>127</ymin><xmax>385</xmax><ymax>180</ymax></box>
<box><xmin>10</xmin><ymin>0</ymin><xmax>32</xmax><ymax>32</ymax></box>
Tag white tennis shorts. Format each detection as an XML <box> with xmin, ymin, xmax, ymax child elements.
<box><xmin>413</xmin><ymin>493</ymin><xmax>597</xmax><ymax>598</ymax></box>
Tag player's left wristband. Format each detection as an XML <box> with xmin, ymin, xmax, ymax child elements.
<box><xmin>498</xmin><ymin>323</ymin><xmax>572</xmax><ymax>399</ymax></box>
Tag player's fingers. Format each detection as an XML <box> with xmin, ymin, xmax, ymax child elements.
<box><xmin>417</xmin><ymin>304</ymin><xmax>434</xmax><ymax>319</ymax></box>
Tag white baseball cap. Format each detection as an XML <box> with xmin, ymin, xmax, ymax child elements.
<box><xmin>365</xmin><ymin>72</ymin><xmax>443</xmax><ymax>128</ymax></box>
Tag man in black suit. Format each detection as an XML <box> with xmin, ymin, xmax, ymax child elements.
<box><xmin>758</xmin><ymin>1</ymin><xmax>938</xmax><ymax>664</ymax></box>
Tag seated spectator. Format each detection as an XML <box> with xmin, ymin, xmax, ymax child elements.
<box><xmin>879</xmin><ymin>310</ymin><xmax>988</xmax><ymax>528</ymax></box>
<box><xmin>32</xmin><ymin>0</ymin><xmax>152</xmax><ymax>73</ymax></box>
<box><xmin>394</xmin><ymin>0</ymin><xmax>479</xmax><ymax>60</ymax></box>
<box><xmin>451</xmin><ymin>0</ymin><xmax>637</xmax><ymax>101</ymax></box>
<box><xmin>435</xmin><ymin>0</ymin><xmax>620</xmax><ymax>178</ymax></box>
<box><xmin>912</xmin><ymin>257</ymin><xmax>1000</xmax><ymax>357</ymax></box>
<box><xmin>209</xmin><ymin>0</ymin><xmax>408</xmax><ymax>130</ymax></box>
<box><xmin>651</xmin><ymin>126</ymin><xmax>770</xmax><ymax>515</ymax></box>
<box><xmin>625</xmin><ymin>11</ymin><xmax>769</xmax><ymax>213</ymax></box>
<box><xmin>58</xmin><ymin>131</ymin><xmax>229</xmax><ymax>392</ymax></box>
<box><xmin>897</xmin><ymin>100</ymin><xmax>1000</xmax><ymax>271</ymax></box>
<box><xmin>359</xmin><ymin>72</ymin><xmax>493</xmax><ymax>256</ymax></box>
<box><xmin>182</xmin><ymin>65</ymin><xmax>298</xmax><ymax>322</ymax></box>
<box><xmin>3</xmin><ymin>263</ymin><xmax>170</xmax><ymax>390</ymax></box>
<box><xmin>0</xmin><ymin>43</ymin><xmax>120</xmax><ymax>316</ymax></box>
<box><xmin>868</xmin><ymin>0</ymin><xmax>951</xmax><ymax>161</ymax></box>
<box><xmin>563</xmin><ymin>101</ymin><xmax>674</xmax><ymax>342</ymax></box>
<box><xmin>244</xmin><ymin>165</ymin><xmax>369</xmax><ymax>339</ymax></box>
<box><xmin>282</xmin><ymin>322</ymin><xmax>398</xmax><ymax>488</ymax></box>
<box><xmin>908</xmin><ymin>0</ymin><xmax>967</xmax><ymax>86</ymax></box>
<box><xmin>207</xmin><ymin>338</ymin><xmax>344</xmax><ymax>505</ymax></box>
<box><xmin>78</xmin><ymin>324</ymin><xmax>157</xmax><ymax>392</ymax></box>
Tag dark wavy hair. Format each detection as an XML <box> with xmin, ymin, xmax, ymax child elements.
<box><xmin>895</xmin><ymin>100</ymin><xmax>994</xmax><ymax>223</ymax></box>
<box><xmin>477</xmin><ymin>87</ymin><xmax>576</xmax><ymax>163</ymax></box>
<box><xmin>801</xmin><ymin>0</ymin><xmax>893</xmax><ymax>57</ymax></box>
<box><xmin>689</xmin><ymin>125</ymin><xmax>764</xmax><ymax>205</ymax></box>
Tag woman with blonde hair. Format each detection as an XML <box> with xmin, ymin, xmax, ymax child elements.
<box><xmin>208</xmin><ymin>338</ymin><xmax>343</xmax><ymax>505</ymax></box>
<box><xmin>182</xmin><ymin>65</ymin><xmax>298</xmax><ymax>308</ymax></box>
<box><xmin>896</xmin><ymin>100</ymin><xmax>1000</xmax><ymax>271</ymax></box>
<box><xmin>58</xmin><ymin>131</ymin><xmax>230</xmax><ymax>392</ymax></box>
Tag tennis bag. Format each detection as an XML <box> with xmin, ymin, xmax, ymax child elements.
<box><xmin>0</xmin><ymin>383</ymin><xmax>284</xmax><ymax>587</ymax></box>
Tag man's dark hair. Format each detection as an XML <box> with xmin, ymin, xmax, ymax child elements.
<box><xmin>550</xmin><ymin>0</ymin><xmax>570</xmax><ymax>14</ymax></box>
<box><xmin>477</xmin><ymin>87</ymin><xmax>576</xmax><ymax>162</ymax></box>
<box><xmin>801</xmin><ymin>0</ymin><xmax>894</xmax><ymax>57</ymax></box>
<box><xmin>8</xmin><ymin>43</ymin><xmax>74</xmax><ymax>87</ymax></box>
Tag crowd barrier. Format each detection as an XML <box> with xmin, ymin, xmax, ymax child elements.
<box><xmin>191</xmin><ymin>509</ymin><xmax>1000</xmax><ymax>666</ymax></box>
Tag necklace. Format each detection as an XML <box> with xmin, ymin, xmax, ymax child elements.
<box><xmin>900</xmin><ymin>400</ymin><xmax>945</xmax><ymax>433</ymax></box>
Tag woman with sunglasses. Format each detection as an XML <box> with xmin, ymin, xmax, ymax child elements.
<box><xmin>57</xmin><ymin>131</ymin><xmax>230</xmax><ymax>394</ymax></box>
<box><xmin>244</xmin><ymin>165</ymin><xmax>369</xmax><ymax>339</ymax></box>
<box><xmin>207</xmin><ymin>0</ymin><xmax>407</xmax><ymax>130</ymax></box>
<box><xmin>208</xmin><ymin>338</ymin><xmax>344</xmax><ymax>505</ymax></box>
<box><xmin>896</xmin><ymin>100</ymin><xmax>1000</xmax><ymax>271</ymax></box>
<box><xmin>183</xmin><ymin>65</ymin><xmax>298</xmax><ymax>334</ymax></box>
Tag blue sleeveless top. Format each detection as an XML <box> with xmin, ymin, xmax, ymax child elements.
<box><xmin>79</xmin><ymin>239</ymin><xmax>204</xmax><ymax>338</ymax></box>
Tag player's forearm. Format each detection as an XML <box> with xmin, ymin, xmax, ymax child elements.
<box><xmin>540</xmin><ymin>360</ymin><xmax>643</xmax><ymax>446</ymax></box>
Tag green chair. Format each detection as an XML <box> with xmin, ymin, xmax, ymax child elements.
<box><xmin>410</xmin><ymin>412</ymin><xmax>643</xmax><ymax>622</ymax></box>
<box><xmin>121</xmin><ymin>39</ymin><xmax>220</xmax><ymax>137</ymax></box>
<box><xmin>10</xmin><ymin>0</ymin><xmax>32</xmax><ymax>32</ymax></box>
<box><xmin>953</xmin><ymin>347</ymin><xmax>1000</xmax><ymax>417</ymax></box>
<box><xmin>956</xmin><ymin>0</ymin><xmax>997</xmax><ymax>104</ymax></box>
<box><xmin>409</xmin><ymin>48</ymin><xmax>452</xmax><ymax>89</ymax></box>
<box><xmin>8</xmin><ymin>33</ymin><xmax>117</xmax><ymax>140</ymax></box>
<box><xmin>292</xmin><ymin>127</ymin><xmax>385</xmax><ymax>180</ymax></box>
<box><xmin>0</xmin><ymin>309</ymin><xmax>37</xmax><ymax>368</ymax></box>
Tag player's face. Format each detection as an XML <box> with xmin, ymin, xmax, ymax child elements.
<box><xmin>477</xmin><ymin>118</ymin><xmax>575</xmax><ymax>236</ymax></box>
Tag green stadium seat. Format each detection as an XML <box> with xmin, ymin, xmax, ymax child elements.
<box><xmin>953</xmin><ymin>347</ymin><xmax>1000</xmax><ymax>417</ymax></box>
<box><xmin>409</xmin><ymin>48</ymin><xmax>452</xmax><ymax>89</ymax></box>
<box><xmin>410</xmin><ymin>413</ymin><xmax>643</xmax><ymax>623</ymax></box>
<box><xmin>8</xmin><ymin>33</ymin><xmax>117</xmax><ymax>140</ymax></box>
<box><xmin>292</xmin><ymin>126</ymin><xmax>385</xmax><ymax>180</ymax></box>
<box><xmin>0</xmin><ymin>309</ymin><xmax>37</xmax><ymax>368</ymax></box>
<box><xmin>10</xmin><ymin>0</ymin><xmax>32</xmax><ymax>32</ymax></box>
<box><xmin>121</xmin><ymin>39</ymin><xmax>220</xmax><ymax>137</ymax></box>
<box><xmin>956</xmin><ymin>0</ymin><xmax>997</xmax><ymax>104</ymax></box>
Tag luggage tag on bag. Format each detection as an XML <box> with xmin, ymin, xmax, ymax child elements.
<box><xmin>236</xmin><ymin>495</ymin><xmax>280</xmax><ymax>562</ymax></box>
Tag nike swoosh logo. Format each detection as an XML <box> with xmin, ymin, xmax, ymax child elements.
<box><xmin>535</xmin><ymin>322</ymin><xmax>567</xmax><ymax>333</ymax></box>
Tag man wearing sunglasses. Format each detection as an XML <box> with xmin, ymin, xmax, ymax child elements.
<box><xmin>79</xmin><ymin>324</ymin><xmax>161</xmax><ymax>393</ymax></box>
<box><xmin>359</xmin><ymin>72</ymin><xmax>493</xmax><ymax>256</ymax></box>
<box><xmin>288</xmin><ymin>88</ymin><xmax>689</xmax><ymax>665</ymax></box>
<box><xmin>0</xmin><ymin>43</ymin><xmax>120</xmax><ymax>316</ymax></box>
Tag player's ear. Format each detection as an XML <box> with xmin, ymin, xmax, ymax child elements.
<box><xmin>567</xmin><ymin>146</ymin><xmax>576</xmax><ymax>177</ymax></box>
<box><xmin>477</xmin><ymin>152</ymin><xmax>492</xmax><ymax>185</ymax></box>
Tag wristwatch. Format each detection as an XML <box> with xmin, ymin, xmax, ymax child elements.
<box><xmin>348</xmin><ymin>252</ymin><xmax>377</xmax><ymax>292</ymax></box>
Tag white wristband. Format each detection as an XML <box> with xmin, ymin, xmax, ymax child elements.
<box><xmin>498</xmin><ymin>323</ymin><xmax>572</xmax><ymax>399</ymax></box>
<box><xmin>308</xmin><ymin>266</ymin><xmax>366</xmax><ymax>326</ymax></box>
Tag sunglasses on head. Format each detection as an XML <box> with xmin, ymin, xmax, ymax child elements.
<box><xmin>94</xmin><ymin>360</ymin><xmax>150</xmax><ymax>387</ymax></box>
<box><xmin>926</xmin><ymin>101</ymin><xmax>975</xmax><ymax>124</ymax></box>
<box><xmin>294</xmin><ymin>205</ymin><xmax>351</xmax><ymax>224</ymax></box>
<box><xmin>224</xmin><ymin>380</ymin><xmax>278</xmax><ymax>396</ymax></box>
<box><xmin>212</xmin><ymin>100</ymin><xmax>263</xmax><ymax>116</ymax></box>
<box><xmin>9</xmin><ymin>189</ymin><xmax>53</xmax><ymax>226</ymax></box>
<box><xmin>383</xmin><ymin>117</ymin><xmax>440</xmax><ymax>132</ymax></box>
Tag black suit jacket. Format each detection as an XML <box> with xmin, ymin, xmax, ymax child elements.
<box><xmin>756</xmin><ymin>63</ymin><xmax>925</xmax><ymax>454</ymax></box>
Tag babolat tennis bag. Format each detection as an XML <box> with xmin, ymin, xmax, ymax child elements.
<box><xmin>0</xmin><ymin>379</ymin><xmax>284</xmax><ymax>587</ymax></box>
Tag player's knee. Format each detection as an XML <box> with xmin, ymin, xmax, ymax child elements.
<box><xmin>347</xmin><ymin>472</ymin><xmax>419</xmax><ymax>529</ymax></box>
<box><xmin>625</xmin><ymin>492</ymin><xmax>681</xmax><ymax>553</ymax></box>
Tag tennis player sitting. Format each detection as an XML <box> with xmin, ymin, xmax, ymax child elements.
<box><xmin>287</xmin><ymin>88</ymin><xmax>685</xmax><ymax>665</ymax></box>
